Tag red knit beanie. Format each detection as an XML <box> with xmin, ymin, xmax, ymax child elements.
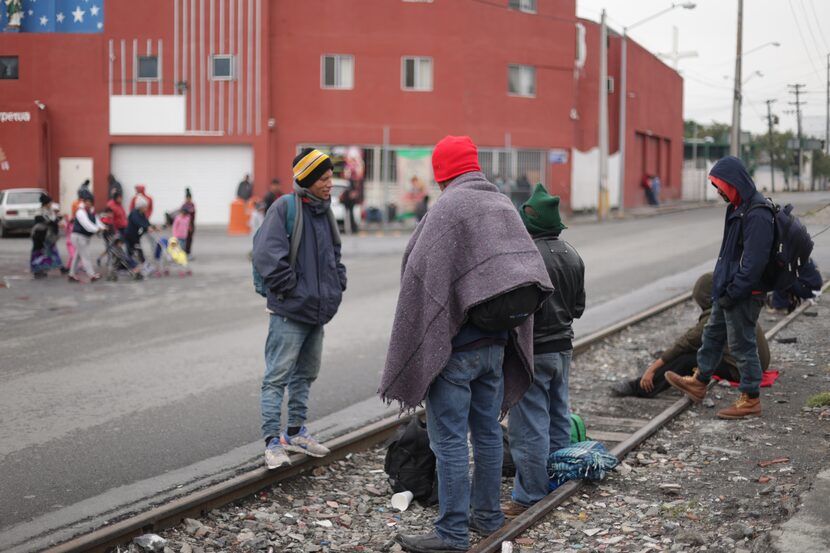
<box><xmin>432</xmin><ymin>135</ymin><xmax>481</xmax><ymax>183</ymax></box>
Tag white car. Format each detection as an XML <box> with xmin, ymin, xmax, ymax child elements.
<box><xmin>330</xmin><ymin>178</ymin><xmax>359</xmax><ymax>232</ymax></box>
<box><xmin>0</xmin><ymin>188</ymin><xmax>47</xmax><ymax>237</ymax></box>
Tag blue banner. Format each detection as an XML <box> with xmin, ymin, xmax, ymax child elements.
<box><xmin>2</xmin><ymin>0</ymin><xmax>104</xmax><ymax>33</ymax></box>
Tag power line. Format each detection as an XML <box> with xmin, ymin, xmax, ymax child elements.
<box><xmin>798</xmin><ymin>0</ymin><xmax>827</xmax><ymax>67</ymax></box>
<box><xmin>806</xmin><ymin>0</ymin><xmax>830</xmax><ymax>53</ymax></box>
<box><xmin>787</xmin><ymin>0</ymin><xmax>824</xmax><ymax>81</ymax></box>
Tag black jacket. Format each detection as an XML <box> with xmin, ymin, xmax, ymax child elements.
<box><xmin>531</xmin><ymin>234</ymin><xmax>586</xmax><ymax>350</ymax></box>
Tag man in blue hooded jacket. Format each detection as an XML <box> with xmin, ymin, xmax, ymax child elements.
<box><xmin>666</xmin><ymin>156</ymin><xmax>774</xmax><ymax>419</ymax></box>
<box><xmin>252</xmin><ymin>148</ymin><xmax>347</xmax><ymax>468</ymax></box>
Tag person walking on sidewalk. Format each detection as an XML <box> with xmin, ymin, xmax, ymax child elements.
<box><xmin>68</xmin><ymin>189</ymin><xmax>105</xmax><ymax>282</ymax></box>
<box><xmin>252</xmin><ymin>148</ymin><xmax>347</xmax><ymax>470</ymax></box>
<box><xmin>503</xmin><ymin>184</ymin><xmax>586</xmax><ymax>519</ymax></box>
<box><xmin>665</xmin><ymin>156</ymin><xmax>774</xmax><ymax>419</ymax></box>
<box><xmin>380</xmin><ymin>136</ymin><xmax>552</xmax><ymax>553</ymax></box>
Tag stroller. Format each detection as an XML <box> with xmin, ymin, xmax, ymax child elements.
<box><xmin>147</xmin><ymin>234</ymin><xmax>192</xmax><ymax>277</ymax></box>
<box><xmin>97</xmin><ymin>220</ymin><xmax>139</xmax><ymax>281</ymax></box>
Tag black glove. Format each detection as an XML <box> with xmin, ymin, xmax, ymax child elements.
<box><xmin>718</xmin><ymin>295</ymin><xmax>736</xmax><ymax>310</ymax></box>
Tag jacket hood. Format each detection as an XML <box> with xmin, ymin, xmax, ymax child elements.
<box><xmin>693</xmin><ymin>272</ymin><xmax>714</xmax><ymax>310</ymax></box>
<box><xmin>709</xmin><ymin>156</ymin><xmax>757</xmax><ymax>206</ymax></box>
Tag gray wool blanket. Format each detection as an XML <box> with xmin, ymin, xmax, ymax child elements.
<box><xmin>378</xmin><ymin>172</ymin><xmax>554</xmax><ymax>413</ymax></box>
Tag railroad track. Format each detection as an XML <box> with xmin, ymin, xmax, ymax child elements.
<box><xmin>43</xmin><ymin>284</ymin><xmax>826</xmax><ymax>553</ymax></box>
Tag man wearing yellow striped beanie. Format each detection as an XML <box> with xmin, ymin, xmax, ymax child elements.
<box><xmin>252</xmin><ymin>147</ymin><xmax>347</xmax><ymax>469</ymax></box>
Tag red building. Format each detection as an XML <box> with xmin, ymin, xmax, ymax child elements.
<box><xmin>0</xmin><ymin>0</ymin><xmax>683</xmax><ymax>224</ymax></box>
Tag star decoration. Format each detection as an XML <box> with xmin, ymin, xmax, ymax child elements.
<box><xmin>72</xmin><ymin>6</ymin><xmax>85</xmax><ymax>22</ymax></box>
<box><xmin>97</xmin><ymin>21</ymin><xmax>102</xmax><ymax>29</ymax></box>
<box><xmin>40</xmin><ymin>15</ymin><xmax>48</xmax><ymax>25</ymax></box>
<box><xmin>90</xmin><ymin>5</ymin><xmax>99</xmax><ymax>16</ymax></box>
<box><xmin>56</xmin><ymin>12</ymin><xmax>65</xmax><ymax>23</ymax></box>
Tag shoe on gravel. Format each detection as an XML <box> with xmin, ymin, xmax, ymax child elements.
<box><xmin>717</xmin><ymin>393</ymin><xmax>761</xmax><ymax>419</ymax></box>
<box><xmin>469</xmin><ymin>519</ymin><xmax>502</xmax><ymax>537</ymax></box>
<box><xmin>396</xmin><ymin>532</ymin><xmax>466</xmax><ymax>553</ymax></box>
<box><xmin>280</xmin><ymin>426</ymin><xmax>330</xmax><ymax>458</ymax></box>
<box><xmin>264</xmin><ymin>437</ymin><xmax>291</xmax><ymax>469</ymax></box>
<box><xmin>665</xmin><ymin>369</ymin><xmax>707</xmax><ymax>403</ymax></box>
<box><xmin>501</xmin><ymin>500</ymin><xmax>529</xmax><ymax>519</ymax></box>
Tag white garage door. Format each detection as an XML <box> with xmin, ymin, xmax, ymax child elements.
<box><xmin>111</xmin><ymin>144</ymin><xmax>253</xmax><ymax>225</ymax></box>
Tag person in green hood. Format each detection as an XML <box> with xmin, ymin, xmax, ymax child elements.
<box><xmin>610</xmin><ymin>272</ymin><xmax>770</xmax><ymax>398</ymax></box>
<box><xmin>504</xmin><ymin>183</ymin><xmax>586</xmax><ymax>517</ymax></box>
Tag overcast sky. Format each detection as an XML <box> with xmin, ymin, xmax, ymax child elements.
<box><xmin>576</xmin><ymin>0</ymin><xmax>829</xmax><ymax>138</ymax></box>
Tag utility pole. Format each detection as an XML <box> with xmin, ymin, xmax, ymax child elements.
<box><xmin>729</xmin><ymin>0</ymin><xmax>744</xmax><ymax>157</ymax></box>
<box><xmin>788</xmin><ymin>84</ymin><xmax>806</xmax><ymax>190</ymax></box>
<box><xmin>826</xmin><ymin>53</ymin><xmax>829</xmax><ymax>157</ymax></box>
<box><xmin>598</xmin><ymin>9</ymin><xmax>609</xmax><ymax>219</ymax></box>
<box><xmin>765</xmin><ymin>99</ymin><xmax>777</xmax><ymax>193</ymax></box>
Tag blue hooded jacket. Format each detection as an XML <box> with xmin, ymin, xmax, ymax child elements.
<box><xmin>252</xmin><ymin>196</ymin><xmax>347</xmax><ymax>325</ymax></box>
<box><xmin>708</xmin><ymin>156</ymin><xmax>775</xmax><ymax>303</ymax></box>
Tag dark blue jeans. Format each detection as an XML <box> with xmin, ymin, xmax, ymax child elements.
<box><xmin>697</xmin><ymin>297</ymin><xmax>764</xmax><ymax>395</ymax></box>
<box><xmin>508</xmin><ymin>350</ymin><xmax>572</xmax><ymax>506</ymax></box>
<box><xmin>425</xmin><ymin>345</ymin><xmax>505</xmax><ymax>549</ymax></box>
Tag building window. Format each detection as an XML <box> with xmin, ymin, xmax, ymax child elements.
<box><xmin>401</xmin><ymin>57</ymin><xmax>432</xmax><ymax>91</ymax></box>
<box><xmin>0</xmin><ymin>56</ymin><xmax>19</xmax><ymax>80</ymax></box>
<box><xmin>137</xmin><ymin>55</ymin><xmax>159</xmax><ymax>81</ymax></box>
<box><xmin>321</xmin><ymin>54</ymin><xmax>354</xmax><ymax>90</ymax></box>
<box><xmin>508</xmin><ymin>64</ymin><xmax>535</xmax><ymax>97</ymax></box>
<box><xmin>211</xmin><ymin>55</ymin><xmax>235</xmax><ymax>80</ymax></box>
<box><xmin>509</xmin><ymin>0</ymin><xmax>537</xmax><ymax>14</ymax></box>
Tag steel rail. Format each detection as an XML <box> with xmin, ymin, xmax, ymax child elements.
<box><xmin>470</xmin><ymin>280</ymin><xmax>830</xmax><ymax>553</ymax></box>
<box><xmin>40</xmin><ymin>289</ymin><xmax>754</xmax><ymax>553</ymax></box>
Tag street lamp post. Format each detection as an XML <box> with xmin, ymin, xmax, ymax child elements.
<box><xmin>618</xmin><ymin>2</ymin><xmax>695</xmax><ymax>215</ymax></box>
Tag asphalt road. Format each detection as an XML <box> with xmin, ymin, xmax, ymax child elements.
<box><xmin>1</xmin><ymin>192</ymin><xmax>828</xmax><ymax>537</ymax></box>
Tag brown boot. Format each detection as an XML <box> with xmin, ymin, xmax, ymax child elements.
<box><xmin>717</xmin><ymin>394</ymin><xmax>761</xmax><ymax>419</ymax></box>
<box><xmin>501</xmin><ymin>501</ymin><xmax>529</xmax><ymax>519</ymax></box>
<box><xmin>665</xmin><ymin>369</ymin><xmax>708</xmax><ymax>402</ymax></box>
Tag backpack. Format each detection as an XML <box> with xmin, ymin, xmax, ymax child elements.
<box><xmin>384</xmin><ymin>417</ymin><xmax>438</xmax><ymax>505</ymax></box>
<box><xmin>468</xmin><ymin>284</ymin><xmax>543</xmax><ymax>332</ymax></box>
<box><xmin>252</xmin><ymin>194</ymin><xmax>302</xmax><ymax>297</ymax></box>
<box><xmin>743</xmin><ymin>199</ymin><xmax>814</xmax><ymax>290</ymax></box>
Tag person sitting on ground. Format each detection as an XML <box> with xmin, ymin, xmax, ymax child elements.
<box><xmin>610</xmin><ymin>272</ymin><xmax>770</xmax><ymax>398</ymax></box>
<box><xmin>504</xmin><ymin>183</ymin><xmax>586</xmax><ymax>519</ymax></box>
<box><xmin>766</xmin><ymin>258</ymin><xmax>822</xmax><ymax>314</ymax></box>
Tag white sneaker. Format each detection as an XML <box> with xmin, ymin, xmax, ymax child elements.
<box><xmin>264</xmin><ymin>437</ymin><xmax>291</xmax><ymax>469</ymax></box>
<box><xmin>280</xmin><ymin>426</ymin><xmax>330</xmax><ymax>458</ymax></box>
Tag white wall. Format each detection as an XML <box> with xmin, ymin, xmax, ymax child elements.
<box><xmin>752</xmin><ymin>164</ymin><xmax>788</xmax><ymax>194</ymax></box>
<box><xmin>111</xmin><ymin>145</ymin><xmax>252</xmax><ymax>225</ymax></box>
<box><xmin>110</xmin><ymin>96</ymin><xmax>186</xmax><ymax>136</ymax></box>
<box><xmin>570</xmin><ymin>147</ymin><xmax>620</xmax><ymax>211</ymax></box>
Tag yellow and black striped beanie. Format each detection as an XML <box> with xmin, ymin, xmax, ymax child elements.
<box><xmin>293</xmin><ymin>148</ymin><xmax>334</xmax><ymax>188</ymax></box>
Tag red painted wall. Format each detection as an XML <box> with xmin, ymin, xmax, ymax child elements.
<box><xmin>1</xmin><ymin>1</ymin><xmax>682</xmax><ymax>213</ymax></box>
<box><xmin>575</xmin><ymin>19</ymin><xmax>683</xmax><ymax>208</ymax></box>
<box><xmin>270</xmin><ymin>0</ymin><xmax>577</xmax><ymax>193</ymax></box>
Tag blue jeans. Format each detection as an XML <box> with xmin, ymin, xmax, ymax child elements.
<box><xmin>425</xmin><ymin>345</ymin><xmax>505</xmax><ymax>549</ymax></box>
<box><xmin>508</xmin><ymin>350</ymin><xmax>572</xmax><ymax>506</ymax></box>
<box><xmin>697</xmin><ymin>298</ymin><xmax>764</xmax><ymax>395</ymax></box>
<box><xmin>261</xmin><ymin>315</ymin><xmax>323</xmax><ymax>439</ymax></box>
